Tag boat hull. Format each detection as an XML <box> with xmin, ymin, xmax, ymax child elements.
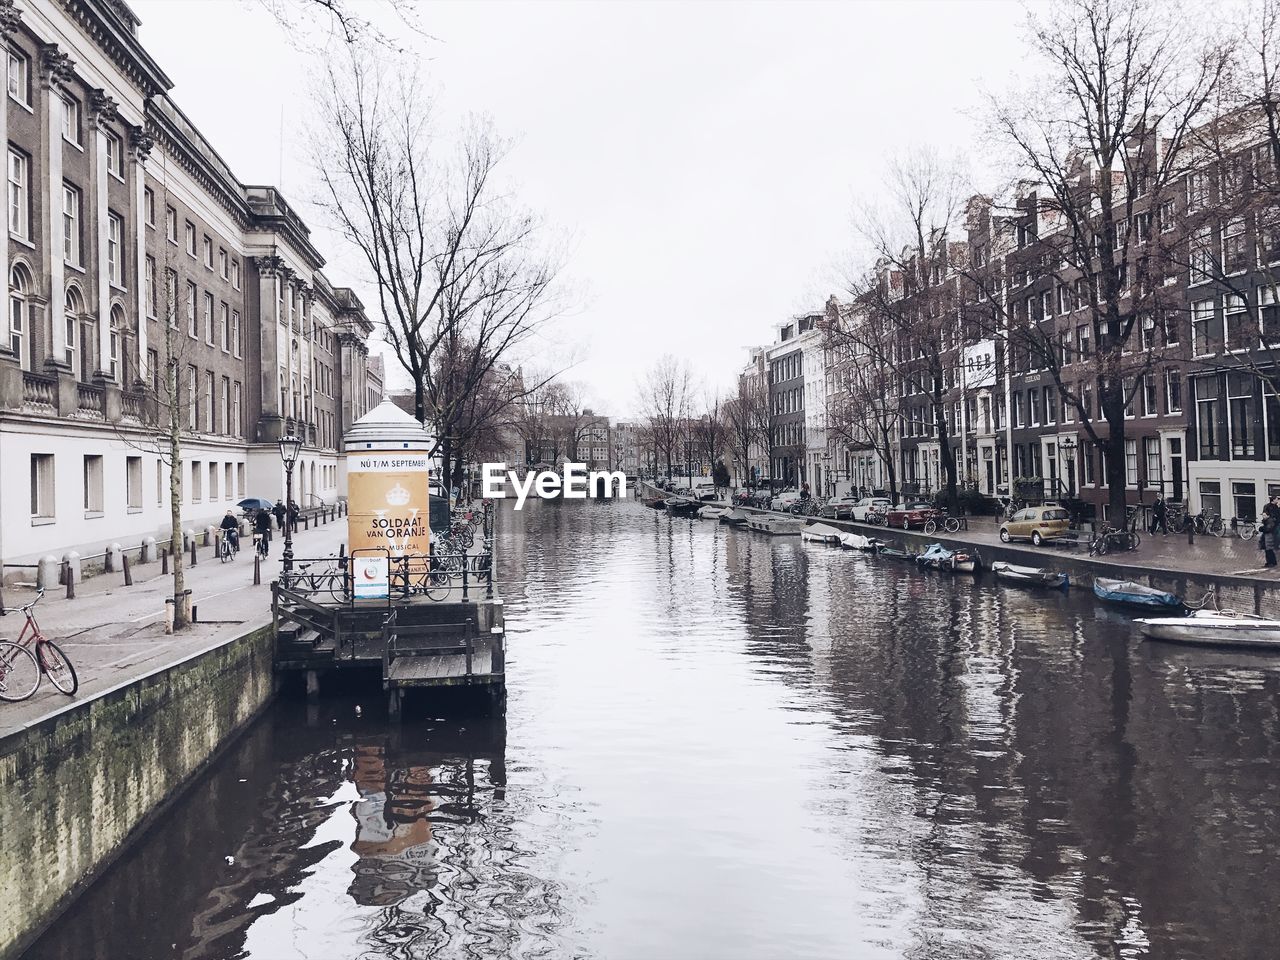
<box><xmin>747</xmin><ymin>517</ymin><xmax>802</xmax><ymax>536</ymax></box>
<box><xmin>1093</xmin><ymin>579</ymin><xmax>1182</xmax><ymax>610</ymax></box>
<box><xmin>1137</xmin><ymin>616</ymin><xmax>1280</xmax><ymax>649</ymax></box>
<box><xmin>991</xmin><ymin>561</ymin><xmax>1068</xmax><ymax>590</ymax></box>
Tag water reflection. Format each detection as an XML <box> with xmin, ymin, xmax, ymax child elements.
<box><xmin>27</xmin><ymin>499</ymin><xmax>1280</xmax><ymax>960</ymax></box>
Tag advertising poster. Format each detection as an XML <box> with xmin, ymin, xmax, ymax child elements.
<box><xmin>347</xmin><ymin>451</ymin><xmax>432</xmax><ymax>559</ymax></box>
<box><xmin>352</xmin><ymin>556</ymin><xmax>390</xmax><ymax>600</ymax></box>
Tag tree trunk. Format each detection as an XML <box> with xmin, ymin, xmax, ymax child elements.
<box><xmin>1102</xmin><ymin>388</ymin><xmax>1128</xmax><ymax>525</ymax></box>
<box><xmin>168</xmin><ymin>369</ymin><xmax>187</xmax><ymax>631</ymax></box>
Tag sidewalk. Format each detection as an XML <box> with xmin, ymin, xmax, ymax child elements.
<box><xmin>0</xmin><ymin>520</ymin><xmax>347</xmax><ymax>738</ymax></box>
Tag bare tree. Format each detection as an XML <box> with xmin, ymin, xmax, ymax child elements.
<box><xmin>257</xmin><ymin>0</ymin><xmax>429</xmax><ymax>50</ymax></box>
<box><xmin>724</xmin><ymin>374</ymin><xmax>767</xmax><ymax>487</ymax></box>
<box><xmin>311</xmin><ymin>50</ymin><xmax>522</xmax><ymax>428</ymax></box>
<box><xmin>691</xmin><ymin>393</ymin><xmax>728</xmax><ymax>478</ymax></box>
<box><xmin>638</xmin><ymin>355</ymin><xmax>693</xmax><ymax>482</ymax></box>
<box><xmin>982</xmin><ymin>0</ymin><xmax>1229</xmax><ymax>520</ymax></box>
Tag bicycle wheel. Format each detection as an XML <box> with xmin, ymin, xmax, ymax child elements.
<box><xmin>1240</xmin><ymin>521</ymin><xmax>1258</xmax><ymax>540</ymax></box>
<box><xmin>0</xmin><ymin>641</ymin><xmax>41</xmax><ymax>702</ymax></box>
<box><xmin>945</xmin><ymin>517</ymin><xmax>961</xmax><ymax>533</ymax></box>
<box><xmin>426</xmin><ymin>570</ymin><xmax>452</xmax><ymax>602</ymax></box>
<box><xmin>1095</xmin><ymin>536</ymin><xmax>1110</xmax><ymax>556</ymax></box>
<box><xmin>1210</xmin><ymin>517</ymin><xmax>1227</xmax><ymax>537</ymax></box>
<box><xmin>1127</xmin><ymin>530</ymin><xmax>1141</xmax><ymax>551</ymax></box>
<box><xmin>923</xmin><ymin>519</ymin><xmax>937</xmax><ymax>535</ymax></box>
<box><xmin>38</xmin><ymin>640</ymin><xmax>78</xmax><ymax>696</ymax></box>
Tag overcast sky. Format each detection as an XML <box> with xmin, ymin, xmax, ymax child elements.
<box><xmin>132</xmin><ymin>0</ymin><xmax>1033</xmax><ymax>416</ymax></box>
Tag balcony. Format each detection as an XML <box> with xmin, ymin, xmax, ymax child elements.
<box><xmin>21</xmin><ymin>371</ymin><xmax>57</xmax><ymax>412</ymax></box>
<box><xmin>76</xmin><ymin>383</ymin><xmax>105</xmax><ymax>419</ymax></box>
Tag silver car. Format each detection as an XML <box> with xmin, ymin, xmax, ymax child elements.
<box><xmin>850</xmin><ymin>497</ymin><xmax>893</xmax><ymax>521</ymax></box>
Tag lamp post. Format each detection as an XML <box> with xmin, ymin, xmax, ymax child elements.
<box><xmin>1060</xmin><ymin>436</ymin><xmax>1077</xmax><ymax>500</ymax></box>
<box><xmin>278</xmin><ymin>434</ymin><xmax>302</xmax><ymax>574</ymax></box>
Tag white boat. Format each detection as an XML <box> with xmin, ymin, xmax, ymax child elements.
<box><xmin>747</xmin><ymin>515</ymin><xmax>802</xmax><ymax>536</ymax></box>
<box><xmin>990</xmin><ymin>561</ymin><xmax>1068</xmax><ymax>590</ymax></box>
<box><xmin>1136</xmin><ymin>609</ymin><xmax>1280</xmax><ymax>649</ymax></box>
<box><xmin>801</xmin><ymin>522</ymin><xmax>843</xmax><ymax>543</ymax></box>
<box><xmin>838</xmin><ymin>533</ymin><xmax>881</xmax><ymax>551</ymax></box>
<box><xmin>698</xmin><ymin>506</ymin><xmax>729</xmax><ymax>520</ymax></box>
<box><xmin>719</xmin><ymin>508</ymin><xmax>750</xmax><ymax>526</ymax></box>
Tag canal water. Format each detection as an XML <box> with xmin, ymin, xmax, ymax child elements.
<box><xmin>26</xmin><ymin>498</ymin><xmax>1280</xmax><ymax>959</ymax></box>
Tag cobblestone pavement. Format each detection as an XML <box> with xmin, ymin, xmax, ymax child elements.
<box><xmin>0</xmin><ymin>520</ymin><xmax>348</xmax><ymax>736</ymax></box>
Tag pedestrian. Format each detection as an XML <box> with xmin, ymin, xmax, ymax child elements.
<box><xmin>1263</xmin><ymin>512</ymin><xmax>1279</xmax><ymax>568</ymax></box>
<box><xmin>1266</xmin><ymin>496</ymin><xmax>1280</xmax><ymax>521</ymax></box>
<box><xmin>272</xmin><ymin>498</ymin><xmax>287</xmax><ymax>531</ymax></box>
<box><xmin>254</xmin><ymin>507</ymin><xmax>273</xmax><ymax>556</ymax></box>
<box><xmin>1151</xmin><ymin>494</ymin><xmax>1168</xmax><ymax>535</ymax></box>
<box><xmin>287</xmin><ymin>500</ymin><xmax>300</xmax><ymax>533</ymax></box>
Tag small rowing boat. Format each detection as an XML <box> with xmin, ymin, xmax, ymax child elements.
<box><xmin>747</xmin><ymin>515</ymin><xmax>802</xmax><ymax>536</ymax></box>
<box><xmin>1136</xmin><ymin>609</ymin><xmax>1280</xmax><ymax>649</ymax></box>
<box><xmin>664</xmin><ymin>497</ymin><xmax>700</xmax><ymax>516</ymax></box>
<box><xmin>698</xmin><ymin>506</ymin><xmax>729</xmax><ymax>520</ymax></box>
<box><xmin>990</xmin><ymin>561</ymin><xmax>1068</xmax><ymax>590</ymax></box>
<box><xmin>1093</xmin><ymin>577</ymin><xmax>1182</xmax><ymax>611</ymax></box>
<box><xmin>876</xmin><ymin>545</ymin><xmax>916</xmax><ymax>562</ymax></box>
<box><xmin>838</xmin><ymin>533</ymin><xmax>881</xmax><ymax>551</ymax></box>
<box><xmin>642</xmin><ymin>496</ymin><xmax>666</xmax><ymax>510</ymax></box>
<box><xmin>719</xmin><ymin>508</ymin><xmax>750</xmax><ymax>526</ymax></box>
<box><xmin>801</xmin><ymin>522</ymin><xmax>843</xmax><ymax>544</ymax></box>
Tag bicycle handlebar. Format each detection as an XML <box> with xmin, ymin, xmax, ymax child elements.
<box><xmin>1</xmin><ymin>587</ymin><xmax>44</xmax><ymax>615</ymax></box>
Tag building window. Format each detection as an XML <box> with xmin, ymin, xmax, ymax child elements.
<box><xmin>1166</xmin><ymin>370</ymin><xmax>1182</xmax><ymax>413</ymax></box>
<box><xmin>1200</xmin><ymin>479</ymin><xmax>1222</xmax><ymax>515</ymax></box>
<box><xmin>223</xmin><ymin>462</ymin><xmax>232</xmax><ymax>500</ymax></box>
<box><xmin>186</xmin><ymin>282</ymin><xmax>197</xmax><ymax>337</ymax></box>
<box><xmin>187</xmin><ymin>364</ymin><xmax>197</xmax><ymax>429</ymax></box>
<box><xmin>184</xmin><ymin>220</ymin><xmax>196</xmax><ymax>256</ymax></box>
<box><xmin>7</xmin><ymin>49</ymin><xmax>30</xmax><ymax>105</ymax></box>
<box><xmin>83</xmin><ymin>454</ymin><xmax>103</xmax><ymax>514</ymax></box>
<box><xmin>64</xmin><ymin>287</ymin><xmax>82</xmax><ymax>374</ymax></box>
<box><xmin>30</xmin><ymin>453</ymin><xmax>54</xmax><ymax>518</ymax></box>
<box><xmin>191</xmin><ymin>459</ymin><xmax>202</xmax><ymax>502</ymax></box>
<box><xmin>1043</xmin><ymin>385</ymin><xmax>1057</xmax><ymax>424</ymax></box>
<box><xmin>219</xmin><ymin>248</ymin><xmax>228</xmax><ymax>278</ymax></box>
<box><xmin>208</xmin><ymin>461</ymin><xmax>218</xmax><ymax>500</ymax></box>
<box><xmin>237</xmin><ymin>462</ymin><xmax>246</xmax><ymax>497</ymax></box>
<box><xmin>165</xmin><ymin>205</ymin><xmax>177</xmax><ymax>242</ymax></box>
<box><xmin>9</xmin><ymin>262</ymin><xmax>30</xmax><ymax>371</ymax></box>
<box><xmin>61</xmin><ymin>95</ymin><xmax>81</xmax><ymax>145</ymax></box>
<box><xmin>203</xmin><ymin>235</ymin><xmax>213</xmax><ymax>269</ymax></box>
<box><xmin>231</xmin><ymin>310</ymin><xmax>241</xmax><ymax>357</ymax></box>
<box><xmin>8</xmin><ymin>148</ymin><xmax>29</xmax><ymax>239</ymax></box>
<box><xmin>1076</xmin><ymin>324</ymin><xmax>1091</xmax><ymax>359</ymax></box>
<box><xmin>221</xmin><ymin>376</ymin><xmax>230</xmax><ymax>433</ymax></box>
<box><xmin>1143</xmin><ymin>373</ymin><xmax>1158</xmax><ymax>416</ymax></box>
<box><xmin>1229</xmin><ymin>372</ymin><xmax>1256</xmax><ymax>457</ymax></box>
<box><xmin>156</xmin><ymin>460</ymin><xmax>163</xmax><ymax>505</ymax></box>
<box><xmin>1233</xmin><ymin>480</ymin><xmax>1257</xmax><ymax>521</ymax></box>
<box><xmin>231</xmin><ymin>259</ymin><xmax>241</xmax><ymax>289</ymax></box>
<box><xmin>1145</xmin><ymin>437</ymin><xmax>1161</xmax><ymax>488</ymax></box>
<box><xmin>1223</xmin><ymin>219</ymin><xmax>1247</xmax><ymax>274</ymax></box>
<box><xmin>145</xmin><ymin>255</ymin><xmax>156</xmax><ymax>317</ymax></box>
<box><xmin>106</xmin><ymin>130</ymin><xmax>124</xmax><ymax>178</ymax></box>
<box><xmin>108</xmin><ymin>305</ymin><xmax>124</xmax><ymax>381</ymax></box>
<box><xmin>219</xmin><ymin>302</ymin><xmax>229</xmax><ymax>351</ymax></box>
<box><xmin>1223</xmin><ymin>294</ymin><xmax>1247</xmax><ymax>348</ymax></box>
<box><xmin>126</xmin><ymin>456</ymin><xmax>142</xmax><ymax>511</ymax></box>
<box><xmin>1192</xmin><ymin>299</ymin><xmax>1214</xmax><ymax>355</ymax></box>
<box><xmin>206</xmin><ymin>369</ymin><xmax>215</xmax><ymax>432</ymax></box>
<box><xmin>203</xmin><ymin>291</ymin><xmax>214</xmax><ymax>344</ymax></box>
<box><xmin>1197</xmin><ymin>377</ymin><xmax>1221</xmax><ymax>459</ymax></box>
<box><xmin>147</xmin><ymin>348</ymin><xmax>158</xmax><ymax>391</ymax></box>
<box><xmin>1190</xmin><ymin>225</ymin><xmax>1213</xmax><ymax>284</ymax></box>
<box><xmin>1125</xmin><ymin>438</ymin><xmax>1138</xmax><ymax>487</ymax></box>
<box><xmin>62</xmin><ymin>183</ymin><xmax>81</xmax><ymax>264</ymax></box>
<box><xmin>144</xmin><ymin>186</ymin><xmax>155</xmax><ymax>226</ymax></box>
<box><xmin>233</xmin><ymin>381</ymin><xmax>242</xmax><ymax>436</ymax></box>
<box><xmin>108</xmin><ymin>211</ymin><xmax>124</xmax><ymax>285</ymax></box>
<box><xmin>1187</xmin><ymin>171</ymin><xmax>1208</xmax><ymax>211</ymax></box>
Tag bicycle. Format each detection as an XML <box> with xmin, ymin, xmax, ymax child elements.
<box><xmin>253</xmin><ymin>532</ymin><xmax>270</xmax><ymax>558</ymax></box>
<box><xmin>219</xmin><ymin>532</ymin><xmax>239</xmax><ymax>563</ymax></box>
<box><xmin>1236</xmin><ymin>518</ymin><xmax>1259</xmax><ymax>540</ymax></box>
<box><xmin>1089</xmin><ymin>524</ymin><xmax>1140</xmax><ymax>556</ymax></box>
<box><xmin>0</xmin><ymin>590</ymin><xmax>78</xmax><ymax>702</ymax></box>
<box><xmin>923</xmin><ymin>514</ymin><xmax>962</xmax><ymax>535</ymax></box>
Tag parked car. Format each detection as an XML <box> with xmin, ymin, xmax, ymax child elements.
<box><xmin>999</xmin><ymin>505</ymin><xmax>1071</xmax><ymax>545</ymax></box>
<box><xmin>885</xmin><ymin>501</ymin><xmax>940</xmax><ymax>530</ymax></box>
<box><xmin>820</xmin><ymin>494</ymin><xmax>861</xmax><ymax>519</ymax></box>
<box><xmin>769</xmin><ymin>490</ymin><xmax>804</xmax><ymax>512</ymax></box>
<box><xmin>850</xmin><ymin>497</ymin><xmax>894</xmax><ymax>522</ymax></box>
<box><xmin>693</xmin><ymin>481</ymin><xmax>718</xmax><ymax>501</ymax></box>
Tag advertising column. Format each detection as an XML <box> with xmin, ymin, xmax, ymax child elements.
<box><xmin>347</xmin><ymin>450</ymin><xmax>432</xmax><ymax>597</ymax></box>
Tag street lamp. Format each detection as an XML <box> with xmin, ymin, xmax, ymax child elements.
<box><xmin>278</xmin><ymin>433</ymin><xmax>302</xmax><ymax>573</ymax></box>
<box><xmin>823</xmin><ymin>451</ymin><xmax>832</xmax><ymax>497</ymax></box>
<box><xmin>1060</xmin><ymin>436</ymin><xmax>1077</xmax><ymax>501</ymax></box>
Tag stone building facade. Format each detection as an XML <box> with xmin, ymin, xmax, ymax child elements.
<box><xmin>0</xmin><ymin>0</ymin><xmax>382</xmax><ymax>568</ymax></box>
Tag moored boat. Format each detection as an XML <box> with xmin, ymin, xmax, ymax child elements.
<box><xmin>664</xmin><ymin>497</ymin><xmax>700</xmax><ymax>515</ymax></box>
<box><xmin>747</xmin><ymin>515</ymin><xmax>802</xmax><ymax>536</ymax></box>
<box><xmin>875</xmin><ymin>545</ymin><xmax>916</xmax><ymax>562</ymax></box>
<box><xmin>1136</xmin><ymin>609</ymin><xmax>1280</xmax><ymax>649</ymax></box>
<box><xmin>917</xmin><ymin>542</ymin><xmax>978</xmax><ymax>574</ymax></box>
<box><xmin>838</xmin><ymin>533</ymin><xmax>882</xmax><ymax>551</ymax></box>
<box><xmin>719</xmin><ymin>508</ymin><xmax>750</xmax><ymax>525</ymax></box>
<box><xmin>801</xmin><ymin>522</ymin><xmax>843</xmax><ymax>544</ymax></box>
<box><xmin>990</xmin><ymin>561</ymin><xmax>1069</xmax><ymax>590</ymax></box>
<box><xmin>642</xmin><ymin>496</ymin><xmax>666</xmax><ymax>510</ymax></box>
<box><xmin>698</xmin><ymin>506</ymin><xmax>729</xmax><ymax>520</ymax></box>
<box><xmin>1093</xmin><ymin>577</ymin><xmax>1183</xmax><ymax>611</ymax></box>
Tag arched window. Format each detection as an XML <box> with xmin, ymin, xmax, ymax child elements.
<box><xmin>109</xmin><ymin>304</ymin><xmax>126</xmax><ymax>382</ymax></box>
<box><xmin>64</xmin><ymin>286</ymin><xmax>84</xmax><ymax>377</ymax></box>
<box><xmin>9</xmin><ymin>262</ymin><xmax>30</xmax><ymax>371</ymax></box>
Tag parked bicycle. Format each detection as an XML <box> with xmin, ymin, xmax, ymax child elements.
<box><xmin>1089</xmin><ymin>523</ymin><xmax>1140</xmax><ymax>556</ymax></box>
<box><xmin>0</xmin><ymin>590</ymin><xmax>78</xmax><ymax>702</ymax></box>
<box><xmin>923</xmin><ymin>512</ymin><xmax>962</xmax><ymax>535</ymax></box>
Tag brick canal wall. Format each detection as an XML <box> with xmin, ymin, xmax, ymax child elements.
<box><xmin>0</xmin><ymin>623</ymin><xmax>276</xmax><ymax>960</ymax></box>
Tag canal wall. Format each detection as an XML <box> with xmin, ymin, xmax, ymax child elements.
<box><xmin>0</xmin><ymin>621</ymin><xmax>276</xmax><ymax>960</ymax></box>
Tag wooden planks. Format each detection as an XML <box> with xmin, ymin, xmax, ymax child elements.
<box><xmin>385</xmin><ymin>645</ymin><xmax>498</xmax><ymax>687</ymax></box>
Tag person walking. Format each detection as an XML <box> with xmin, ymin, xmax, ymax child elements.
<box><xmin>1151</xmin><ymin>494</ymin><xmax>1168</xmax><ymax>535</ymax></box>
<box><xmin>272</xmin><ymin>499</ymin><xmax>287</xmax><ymax>531</ymax></box>
<box><xmin>287</xmin><ymin>500</ymin><xmax>300</xmax><ymax>534</ymax></box>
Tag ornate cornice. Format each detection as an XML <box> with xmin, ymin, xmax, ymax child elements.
<box><xmin>40</xmin><ymin>45</ymin><xmax>76</xmax><ymax>90</ymax></box>
<box><xmin>0</xmin><ymin>0</ymin><xmax>22</xmax><ymax>37</ymax></box>
<box><xmin>251</xmin><ymin>255</ymin><xmax>285</xmax><ymax>278</ymax></box>
<box><xmin>128</xmin><ymin>124</ymin><xmax>154</xmax><ymax>162</ymax></box>
<box><xmin>89</xmin><ymin>89</ymin><xmax>120</xmax><ymax>126</ymax></box>
<box><xmin>299</xmin><ymin>283</ymin><xmax>314</xmax><ymax>307</ymax></box>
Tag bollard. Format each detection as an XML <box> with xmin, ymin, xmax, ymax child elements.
<box><xmin>161</xmin><ymin>547</ymin><xmax>169</xmax><ymax>574</ymax></box>
<box><xmin>203</xmin><ymin>525</ymin><xmax>215</xmax><ymax>547</ymax></box>
<box><xmin>62</xmin><ymin>551</ymin><xmax>82</xmax><ymax>587</ymax></box>
<box><xmin>253</xmin><ymin>551</ymin><xmax>261</xmax><ymax>585</ymax></box>
<box><xmin>190</xmin><ymin>540</ymin><xmax>197</xmax><ymax>567</ymax></box>
<box><xmin>164</xmin><ymin>597</ymin><xmax>175</xmax><ymax>634</ymax></box>
<box><xmin>122</xmin><ymin>554</ymin><xmax>133</xmax><ymax>586</ymax></box>
<box><xmin>37</xmin><ymin>555</ymin><xmax>60</xmax><ymax>591</ymax></box>
<box><xmin>141</xmin><ymin>536</ymin><xmax>156</xmax><ymax>564</ymax></box>
<box><xmin>64</xmin><ymin>561</ymin><xmax>75</xmax><ymax>599</ymax></box>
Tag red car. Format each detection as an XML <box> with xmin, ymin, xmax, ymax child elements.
<box><xmin>885</xmin><ymin>501</ymin><xmax>940</xmax><ymax>530</ymax></box>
